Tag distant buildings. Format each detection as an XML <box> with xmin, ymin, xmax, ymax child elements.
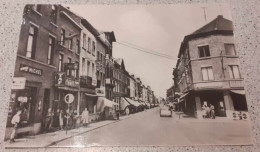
<box><xmin>172</xmin><ymin>15</ymin><xmax>248</xmax><ymax>119</ymax></box>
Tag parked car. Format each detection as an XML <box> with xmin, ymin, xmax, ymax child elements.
<box><xmin>160</xmin><ymin>106</ymin><xmax>172</xmax><ymax>117</ymax></box>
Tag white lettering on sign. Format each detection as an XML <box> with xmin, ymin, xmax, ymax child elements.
<box><xmin>18</xmin><ymin>96</ymin><xmax>28</xmax><ymax>103</ymax></box>
<box><xmin>19</xmin><ymin>64</ymin><xmax>43</xmax><ymax>76</ymax></box>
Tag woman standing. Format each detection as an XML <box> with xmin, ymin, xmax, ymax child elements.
<box><xmin>59</xmin><ymin>110</ymin><xmax>64</xmax><ymax>130</ymax></box>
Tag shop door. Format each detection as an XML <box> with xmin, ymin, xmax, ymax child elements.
<box><xmin>41</xmin><ymin>89</ymin><xmax>50</xmax><ymax>131</ymax></box>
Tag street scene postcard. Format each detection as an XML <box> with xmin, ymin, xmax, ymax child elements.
<box><xmin>4</xmin><ymin>4</ymin><xmax>253</xmax><ymax>148</ymax></box>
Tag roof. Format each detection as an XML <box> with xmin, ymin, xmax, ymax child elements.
<box><xmin>177</xmin><ymin>15</ymin><xmax>234</xmax><ymax>58</ymax></box>
<box><xmin>192</xmin><ymin>15</ymin><xmax>233</xmax><ymax>35</ymax></box>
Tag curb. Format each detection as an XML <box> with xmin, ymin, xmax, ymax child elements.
<box><xmin>45</xmin><ymin>114</ymin><xmax>134</xmax><ymax>147</ymax></box>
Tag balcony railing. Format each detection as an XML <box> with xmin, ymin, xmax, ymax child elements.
<box><xmin>80</xmin><ymin>76</ymin><xmax>96</xmax><ymax>89</ymax></box>
<box><xmin>54</xmin><ymin>72</ymin><xmax>79</xmax><ymax>88</ymax></box>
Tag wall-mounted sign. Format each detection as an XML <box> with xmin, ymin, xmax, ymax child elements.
<box><xmin>12</xmin><ymin>77</ymin><xmax>26</xmax><ymax>89</ymax></box>
<box><xmin>19</xmin><ymin>64</ymin><xmax>43</xmax><ymax>76</ymax></box>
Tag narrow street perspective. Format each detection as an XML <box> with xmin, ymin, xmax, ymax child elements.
<box><xmin>3</xmin><ymin>4</ymin><xmax>253</xmax><ymax>148</ymax></box>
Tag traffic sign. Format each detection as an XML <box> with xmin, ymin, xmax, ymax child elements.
<box><xmin>64</xmin><ymin>94</ymin><xmax>74</xmax><ymax>104</ymax></box>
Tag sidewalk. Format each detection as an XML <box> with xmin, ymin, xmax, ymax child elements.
<box><xmin>4</xmin><ymin>113</ymin><xmax>134</xmax><ymax>148</ymax></box>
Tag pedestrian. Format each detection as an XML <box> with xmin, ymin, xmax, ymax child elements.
<box><xmin>59</xmin><ymin>110</ymin><xmax>64</xmax><ymax>130</ymax></box>
<box><xmin>202</xmin><ymin>105</ymin><xmax>206</xmax><ymax>118</ymax></box>
<box><xmin>81</xmin><ymin>108</ymin><xmax>89</xmax><ymax>127</ymax></box>
<box><xmin>210</xmin><ymin>104</ymin><xmax>215</xmax><ymax>119</ymax></box>
<box><xmin>125</xmin><ymin>107</ymin><xmax>130</xmax><ymax>116</ymax></box>
<box><xmin>116</xmin><ymin>111</ymin><xmax>120</xmax><ymax>120</ymax></box>
<box><xmin>53</xmin><ymin>109</ymin><xmax>60</xmax><ymax>128</ymax></box>
<box><xmin>205</xmin><ymin>105</ymin><xmax>210</xmax><ymax>118</ymax></box>
<box><xmin>9</xmin><ymin>109</ymin><xmax>22</xmax><ymax>143</ymax></box>
<box><xmin>71</xmin><ymin>110</ymin><xmax>78</xmax><ymax>129</ymax></box>
<box><xmin>44</xmin><ymin>108</ymin><xmax>54</xmax><ymax>133</ymax></box>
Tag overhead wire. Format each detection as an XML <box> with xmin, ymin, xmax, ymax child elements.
<box><xmin>115</xmin><ymin>41</ymin><xmax>177</xmax><ymax>61</ymax></box>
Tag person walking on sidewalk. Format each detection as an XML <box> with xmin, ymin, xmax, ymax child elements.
<box><xmin>81</xmin><ymin>108</ymin><xmax>89</xmax><ymax>127</ymax></box>
<box><xmin>71</xmin><ymin>110</ymin><xmax>78</xmax><ymax>129</ymax></box>
<box><xmin>202</xmin><ymin>105</ymin><xmax>206</xmax><ymax>118</ymax></box>
<box><xmin>205</xmin><ymin>105</ymin><xmax>210</xmax><ymax>118</ymax></box>
<box><xmin>44</xmin><ymin>108</ymin><xmax>54</xmax><ymax>133</ymax></box>
<box><xmin>9</xmin><ymin>109</ymin><xmax>22</xmax><ymax>143</ymax></box>
<box><xmin>59</xmin><ymin>110</ymin><xmax>64</xmax><ymax>130</ymax></box>
<box><xmin>210</xmin><ymin>104</ymin><xmax>215</xmax><ymax>119</ymax></box>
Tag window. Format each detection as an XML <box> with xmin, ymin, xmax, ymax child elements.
<box><xmin>92</xmin><ymin>63</ymin><xmax>95</xmax><ymax>78</ymax></box>
<box><xmin>47</xmin><ymin>36</ymin><xmax>55</xmax><ymax>65</ymax></box>
<box><xmin>67</xmin><ymin>57</ymin><xmax>72</xmax><ymax>76</ymax></box>
<box><xmin>97</xmin><ymin>51</ymin><xmax>100</xmax><ymax>61</ymax></box>
<box><xmin>198</xmin><ymin>45</ymin><xmax>210</xmax><ymax>58</ymax></box>
<box><xmin>201</xmin><ymin>67</ymin><xmax>214</xmax><ymax>81</ymax></box>
<box><xmin>75</xmin><ymin>61</ymin><xmax>79</xmax><ymax>78</ymax></box>
<box><xmin>82</xmin><ymin>58</ymin><xmax>85</xmax><ymax>74</ymax></box>
<box><xmin>228</xmin><ymin>65</ymin><xmax>240</xmax><ymax>79</ymax></box>
<box><xmin>58</xmin><ymin>54</ymin><xmax>63</xmax><ymax>72</ymax></box>
<box><xmin>88</xmin><ymin>38</ymin><xmax>91</xmax><ymax>52</ymax></box>
<box><xmin>87</xmin><ymin>61</ymin><xmax>90</xmax><ymax>76</ymax></box>
<box><xmin>76</xmin><ymin>39</ymin><xmax>80</xmax><ymax>54</ymax></box>
<box><xmin>68</xmin><ymin>38</ymin><xmax>73</xmax><ymax>49</ymax></box>
<box><xmin>60</xmin><ymin>29</ymin><xmax>65</xmax><ymax>45</ymax></box>
<box><xmin>33</xmin><ymin>5</ymin><xmax>41</xmax><ymax>12</ymax></box>
<box><xmin>83</xmin><ymin>34</ymin><xmax>86</xmax><ymax>49</ymax></box>
<box><xmin>26</xmin><ymin>25</ymin><xmax>38</xmax><ymax>59</ymax></box>
<box><xmin>225</xmin><ymin>44</ymin><xmax>236</xmax><ymax>56</ymax></box>
<box><xmin>92</xmin><ymin>41</ymin><xmax>96</xmax><ymax>56</ymax></box>
<box><xmin>51</xmin><ymin>5</ymin><xmax>57</xmax><ymax>23</ymax></box>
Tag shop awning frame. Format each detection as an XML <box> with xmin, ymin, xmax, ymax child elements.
<box><xmin>230</xmin><ymin>90</ymin><xmax>245</xmax><ymax>95</ymax></box>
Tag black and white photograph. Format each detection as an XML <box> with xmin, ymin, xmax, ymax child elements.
<box><xmin>3</xmin><ymin>4</ymin><xmax>253</xmax><ymax>148</ymax></box>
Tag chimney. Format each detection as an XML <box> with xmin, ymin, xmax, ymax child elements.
<box><xmin>217</xmin><ymin>15</ymin><xmax>223</xmax><ymax>18</ymax></box>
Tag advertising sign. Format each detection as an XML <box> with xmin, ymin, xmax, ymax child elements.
<box><xmin>11</xmin><ymin>77</ymin><xmax>26</xmax><ymax>89</ymax></box>
<box><xmin>19</xmin><ymin>64</ymin><xmax>43</xmax><ymax>76</ymax></box>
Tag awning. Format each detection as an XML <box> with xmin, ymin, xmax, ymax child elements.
<box><xmin>230</xmin><ymin>90</ymin><xmax>245</xmax><ymax>95</ymax></box>
<box><xmin>85</xmin><ymin>93</ymin><xmax>99</xmax><ymax>97</ymax></box>
<box><xmin>96</xmin><ymin>97</ymin><xmax>118</xmax><ymax>112</ymax></box>
<box><xmin>180</xmin><ymin>92</ymin><xmax>189</xmax><ymax>99</ymax></box>
<box><xmin>125</xmin><ymin>98</ymin><xmax>140</xmax><ymax>107</ymax></box>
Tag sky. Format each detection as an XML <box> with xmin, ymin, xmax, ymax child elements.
<box><xmin>67</xmin><ymin>4</ymin><xmax>232</xmax><ymax>98</ymax></box>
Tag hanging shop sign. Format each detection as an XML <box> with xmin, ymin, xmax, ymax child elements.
<box><xmin>64</xmin><ymin>93</ymin><xmax>74</xmax><ymax>104</ymax></box>
<box><xmin>55</xmin><ymin>72</ymin><xmax>66</xmax><ymax>85</ymax></box>
<box><xmin>19</xmin><ymin>64</ymin><xmax>43</xmax><ymax>76</ymax></box>
<box><xmin>11</xmin><ymin>77</ymin><xmax>26</xmax><ymax>90</ymax></box>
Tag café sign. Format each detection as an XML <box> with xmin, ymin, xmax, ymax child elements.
<box><xmin>19</xmin><ymin>64</ymin><xmax>43</xmax><ymax>76</ymax></box>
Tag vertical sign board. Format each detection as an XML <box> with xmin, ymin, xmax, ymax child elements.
<box><xmin>11</xmin><ymin>77</ymin><xmax>26</xmax><ymax>90</ymax></box>
<box><xmin>64</xmin><ymin>93</ymin><xmax>74</xmax><ymax>134</ymax></box>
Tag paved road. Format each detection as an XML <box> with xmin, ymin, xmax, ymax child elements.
<box><xmin>52</xmin><ymin>107</ymin><xmax>252</xmax><ymax>147</ymax></box>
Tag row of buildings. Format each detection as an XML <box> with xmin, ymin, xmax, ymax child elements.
<box><xmin>5</xmin><ymin>5</ymin><xmax>158</xmax><ymax>139</ymax></box>
<box><xmin>168</xmin><ymin>15</ymin><xmax>248</xmax><ymax>119</ymax></box>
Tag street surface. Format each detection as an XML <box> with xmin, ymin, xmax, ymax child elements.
<box><xmin>51</xmin><ymin>107</ymin><xmax>253</xmax><ymax>147</ymax></box>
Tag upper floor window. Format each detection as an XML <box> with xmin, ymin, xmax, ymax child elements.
<box><xmin>198</xmin><ymin>45</ymin><xmax>210</xmax><ymax>58</ymax></box>
<box><xmin>82</xmin><ymin>58</ymin><xmax>85</xmax><ymax>74</ymax></box>
<box><xmin>60</xmin><ymin>29</ymin><xmax>65</xmax><ymax>45</ymax></box>
<box><xmin>47</xmin><ymin>36</ymin><xmax>55</xmax><ymax>65</ymax></box>
<box><xmin>87</xmin><ymin>61</ymin><xmax>90</xmax><ymax>76</ymax></box>
<box><xmin>75</xmin><ymin>61</ymin><xmax>79</xmax><ymax>78</ymax></box>
<box><xmin>92</xmin><ymin>41</ymin><xmax>96</xmax><ymax>56</ymax></box>
<box><xmin>67</xmin><ymin>57</ymin><xmax>72</xmax><ymax>76</ymax></box>
<box><xmin>58</xmin><ymin>54</ymin><xmax>64</xmax><ymax>72</ymax></box>
<box><xmin>88</xmin><ymin>38</ymin><xmax>91</xmax><ymax>52</ymax></box>
<box><xmin>68</xmin><ymin>38</ymin><xmax>73</xmax><ymax>50</ymax></box>
<box><xmin>201</xmin><ymin>66</ymin><xmax>214</xmax><ymax>81</ymax></box>
<box><xmin>26</xmin><ymin>25</ymin><xmax>38</xmax><ymax>59</ymax></box>
<box><xmin>51</xmin><ymin>5</ymin><xmax>57</xmax><ymax>23</ymax></box>
<box><xmin>92</xmin><ymin>63</ymin><xmax>95</xmax><ymax>78</ymax></box>
<box><xmin>32</xmin><ymin>5</ymin><xmax>41</xmax><ymax>13</ymax></box>
<box><xmin>76</xmin><ymin>39</ymin><xmax>80</xmax><ymax>54</ymax></box>
<box><xmin>83</xmin><ymin>33</ymin><xmax>86</xmax><ymax>49</ymax></box>
<box><xmin>228</xmin><ymin>65</ymin><xmax>240</xmax><ymax>79</ymax></box>
<box><xmin>225</xmin><ymin>44</ymin><xmax>236</xmax><ymax>56</ymax></box>
<box><xmin>97</xmin><ymin>51</ymin><xmax>100</xmax><ymax>60</ymax></box>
